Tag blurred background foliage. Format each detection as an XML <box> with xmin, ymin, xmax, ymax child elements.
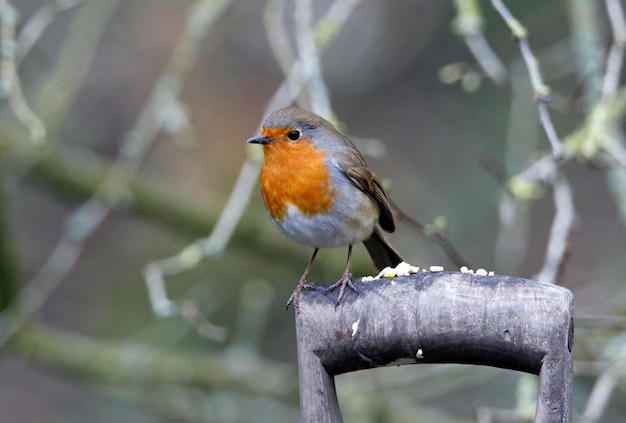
<box><xmin>1</xmin><ymin>0</ymin><xmax>626</xmax><ymax>422</ymax></box>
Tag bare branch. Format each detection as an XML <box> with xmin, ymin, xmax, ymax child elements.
<box><xmin>491</xmin><ymin>0</ymin><xmax>563</xmax><ymax>159</ymax></box>
<box><xmin>603</xmin><ymin>0</ymin><xmax>626</xmax><ymax>99</ymax></box>
<box><xmin>204</xmin><ymin>0</ymin><xmax>362</xmax><ymax>257</ymax></box>
<box><xmin>16</xmin><ymin>0</ymin><xmax>82</xmax><ymax>63</ymax></box>
<box><xmin>33</xmin><ymin>0</ymin><xmax>121</xmax><ymax>135</ymax></box>
<box><xmin>0</xmin><ymin>0</ymin><xmax>46</xmax><ymax>145</ymax></box>
<box><xmin>264</xmin><ymin>0</ymin><xmax>295</xmax><ymax>85</ymax></box>
<box><xmin>0</xmin><ymin>0</ymin><xmax>233</xmax><ymax>348</ymax></box>
<box><xmin>144</xmin><ymin>0</ymin><xmax>363</xmax><ymax>324</ymax></box>
<box><xmin>10</xmin><ymin>321</ymin><xmax>296</xmax><ymax>399</ymax></box>
<box><xmin>534</xmin><ymin>175</ymin><xmax>576</xmax><ymax>284</ymax></box>
<box><xmin>452</xmin><ymin>0</ymin><xmax>507</xmax><ymax>85</ymax></box>
<box><xmin>294</xmin><ymin>0</ymin><xmax>333</xmax><ymax>116</ymax></box>
<box><xmin>390</xmin><ymin>201</ymin><xmax>472</xmax><ymax>268</ymax></box>
<box><xmin>580</xmin><ymin>344</ymin><xmax>626</xmax><ymax>423</ymax></box>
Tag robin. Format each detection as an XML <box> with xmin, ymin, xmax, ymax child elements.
<box><xmin>247</xmin><ymin>107</ymin><xmax>403</xmax><ymax>309</ymax></box>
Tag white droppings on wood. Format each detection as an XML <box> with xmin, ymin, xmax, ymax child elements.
<box><xmin>351</xmin><ymin>319</ymin><xmax>360</xmax><ymax>337</ymax></box>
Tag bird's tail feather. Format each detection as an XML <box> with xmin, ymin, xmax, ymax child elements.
<box><xmin>362</xmin><ymin>227</ymin><xmax>403</xmax><ymax>270</ymax></box>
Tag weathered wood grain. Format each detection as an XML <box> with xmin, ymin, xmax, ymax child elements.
<box><xmin>295</xmin><ymin>271</ymin><xmax>573</xmax><ymax>423</ymax></box>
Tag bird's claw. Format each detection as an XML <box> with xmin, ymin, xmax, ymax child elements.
<box><xmin>286</xmin><ymin>277</ymin><xmax>312</xmax><ymax>311</ymax></box>
<box><xmin>325</xmin><ymin>272</ymin><xmax>358</xmax><ymax>306</ymax></box>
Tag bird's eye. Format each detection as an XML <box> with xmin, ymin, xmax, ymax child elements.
<box><xmin>287</xmin><ymin>130</ymin><xmax>301</xmax><ymax>141</ymax></box>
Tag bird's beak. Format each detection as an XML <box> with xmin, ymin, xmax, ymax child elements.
<box><xmin>247</xmin><ymin>135</ymin><xmax>273</xmax><ymax>145</ymax></box>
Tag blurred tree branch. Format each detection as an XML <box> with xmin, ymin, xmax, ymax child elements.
<box><xmin>491</xmin><ymin>0</ymin><xmax>563</xmax><ymax>159</ymax></box>
<box><xmin>33</xmin><ymin>0</ymin><xmax>121</xmax><ymax>137</ymax></box>
<box><xmin>0</xmin><ymin>0</ymin><xmax>46</xmax><ymax>145</ymax></box>
<box><xmin>452</xmin><ymin>0</ymin><xmax>507</xmax><ymax>87</ymax></box>
<box><xmin>5</xmin><ymin>143</ymin><xmax>299</xmax><ymax>265</ymax></box>
<box><xmin>16</xmin><ymin>0</ymin><xmax>83</xmax><ymax>63</ymax></box>
<box><xmin>9</xmin><ymin>321</ymin><xmax>297</xmax><ymax>400</ymax></box>
<box><xmin>0</xmin><ymin>169</ymin><xmax>17</xmax><ymax>311</ymax></box>
<box><xmin>1</xmin><ymin>0</ymin><xmax>626</xmax><ymax>421</ymax></box>
<box><xmin>143</xmin><ymin>0</ymin><xmax>362</xmax><ymax>324</ymax></box>
<box><xmin>482</xmin><ymin>0</ymin><xmax>626</xmax><ymax>420</ymax></box>
<box><xmin>28</xmin><ymin>148</ymin><xmax>217</xmax><ymax>234</ymax></box>
<box><xmin>0</xmin><ymin>0</ymin><xmax>236</xmax><ymax>349</ymax></box>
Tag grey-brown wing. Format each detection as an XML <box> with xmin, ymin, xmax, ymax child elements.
<box><xmin>344</xmin><ymin>166</ymin><xmax>395</xmax><ymax>233</ymax></box>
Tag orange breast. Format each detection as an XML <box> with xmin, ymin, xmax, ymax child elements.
<box><xmin>260</xmin><ymin>137</ymin><xmax>334</xmax><ymax>221</ymax></box>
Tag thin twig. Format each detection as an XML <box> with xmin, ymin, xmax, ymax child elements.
<box><xmin>144</xmin><ymin>0</ymin><xmax>363</xmax><ymax>320</ymax></box>
<box><xmin>390</xmin><ymin>200</ymin><xmax>471</xmax><ymax>269</ymax></box>
<box><xmin>217</xmin><ymin>0</ymin><xmax>362</xmax><ymax>251</ymax></box>
<box><xmin>506</xmin><ymin>153</ymin><xmax>577</xmax><ymax>284</ymax></box>
<box><xmin>516</xmin><ymin>153</ymin><xmax>558</xmax><ymax>183</ymax></box>
<box><xmin>576</xmin><ymin>5</ymin><xmax>626</xmax><ymax>419</ymax></box>
<box><xmin>464</xmin><ymin>35</ymin><xmax>508</xmax><ymax>84</ymax></box>
<box><xmin>567</xmin><ymin>0</ymin><xmax>604</xmax><ymax>105</ymax></box>
<box><xmin>0</xmin><ymin>0</ymin><xmax>232</xmax><ymax>348</ymax></box>
<box><xmin>294</xmin><ymin>0</ymin><xmax>333</xmax><ymax>116</ymax></box>
<box><xmin>595</xmin><ymin>0</ymin><xmax>626</xmax><ymax>128</ymax></box>
<box><xmin>580</xmin><ymin>344</ymin><xmax>626</xmax><ymax>423</ymax></box>
<box><xmin>488</xmin><ymin>0</ymin><xmax>577</xmax><ymax>285</ymax></box>
<box><xmin>534</xmin><ymin>175</ymin><xmax>576</xmax><ymax>284</ymax></box>
<box><xmin>452</xmin><ymin>0</ymin><xmax>507</xmax><ymax>84</ymax></box>
<box><xmin>264</xmin><ymin>0</ymin><xmax>294</xmax><ymax>83</ymax></box>
<box><xmin>537</xmin><ymin>101</ymin><xmax>563</xmax><ymax>159</ymax></box>
<box><xmin>16</xmin><ymin>0</ymin><xmax>82</xmax><ymax>63</ymax></box>
<box><xmin>265</xmin><ymin>0</ymin><xmax>361</xmax><ymax>119</ymax></box>
<box><xmin>491</xmin><ymin>0</ymin><xmax>563</xmax><ymax>159</ymax></box>
<box><xmin>32</xmin><ymin>0</ymin><xmax>120</xmax><ymax>136</ymax></box>
<box><xmin>603</xmin><ymin>0</ymin><xmax>626</xmax><ymax>98</ymax></box>
<box><xmin>0</xmin><ymin>0</ymin><xmax>46</xmax><ymax>145</ymax></box>
<box><xmin>602</xmin><ymin>41</ymin><xmax>625</xmax><ymax>102</ymax></box>
<box><xmin>478</xmin><ymin>153</ymin><xmax>512</xmax><ymax>189</ymax></box>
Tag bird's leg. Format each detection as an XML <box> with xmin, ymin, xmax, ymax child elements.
<box><xmin>286</xmin><ymin>248</ymin><xmax>319</xmax><ymax>310</ymax></box>
<box><xmin>325</xmin><ymin>244</ymin><xmax>358</xmax><ymax>306</ymax></box>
